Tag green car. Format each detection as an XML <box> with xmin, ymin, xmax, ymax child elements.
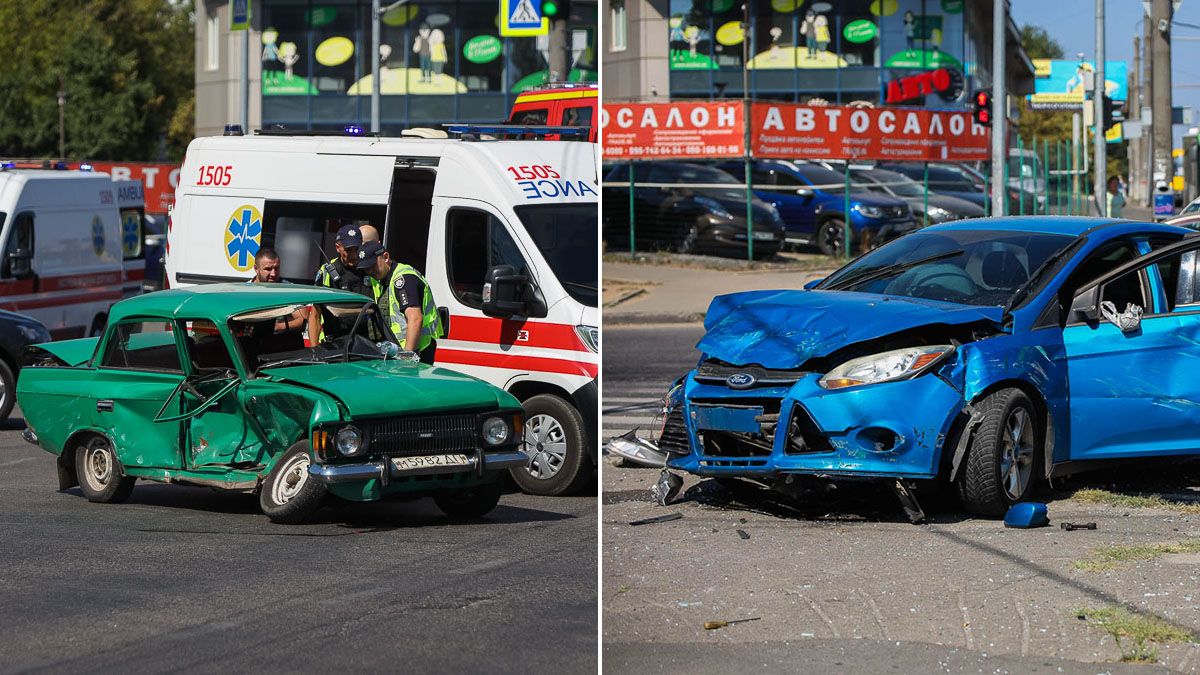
<box><xmin>16</xmin><ymin>283</ymin><xmax>528</xmax><ymax>524</ymax></box>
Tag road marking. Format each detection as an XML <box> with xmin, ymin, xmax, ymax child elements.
<box><xmin>0</xmin><ymin>457</ymin><xmax>36</xmax><ymax>468</ymax></box>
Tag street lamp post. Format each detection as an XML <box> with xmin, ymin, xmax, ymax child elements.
<box><xmin>371</xmin><ymin>0</ymin><xmax>413</xmax><ymax>133</ymax></box>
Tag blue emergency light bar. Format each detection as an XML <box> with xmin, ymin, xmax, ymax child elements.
<box><xmin>79</xmin><ymin>162</ymin><xmax>93</xmax><ymax>171</ymax></box>
<box><xmin>442</xmin><ymin>124</ymin><xmax>591</xmax><ymax>140</ymax></box>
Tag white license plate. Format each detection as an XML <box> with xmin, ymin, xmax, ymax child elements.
<box><xmin>391</xmin><ymin>454</ymin><xmax>472</xmax><ymax>472</ymax></box>
<box><xmin>752</xmin><ymin>232</ymin><xmax>775</xmax><ymax>241</ymax></box>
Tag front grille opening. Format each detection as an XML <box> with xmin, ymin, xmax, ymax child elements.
<box><xmin>694</xmin><ymin>360</ymin><xmax>805</xmax><ymax>389</ymax></box>
<box><xmin>658</xmin><ymin>406</ymin><xmax>690</xmax><ymax>455</ymax></box>
<box><xmin>785</xmin><ymin>406</ymin><xmax>835</xmax><ymax>455</ymax></box>
<box><xmin>703</xmin><ymin>430</ymin><xmax>773</xmax><ymax>458</ymax></box>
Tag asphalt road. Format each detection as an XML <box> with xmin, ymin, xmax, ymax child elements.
<box><xmin>0</xmin><ymin>415</ymin><xmax>597</xmax><ymax>673</ymax></box>
<box><xmin>602</xmin><ymin>324</ymin><xmax>1200</xmax><ymax>673</ymax></box>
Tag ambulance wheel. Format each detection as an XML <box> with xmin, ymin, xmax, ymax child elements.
<box><xmin>0</xmin><ymin>359</ymin><xmax>14</xmax><ymax>422</ymax></box>
<box><xmin>956</xmin><ymin>388</ymin><xmax>1041</xmax><ymax>517</ymax></box>
<box><xmin>434</xmin><ymin>481</ymin><xmax>503</xmax><ymax>518</ymax></box>
<box><xmin>260</xmin><ymin>441</ymin><xmax>326</xmax><ymax>524</ymax></box>
<box><xmin>512</xmin><ymin>394</ymin><xmax>592</xmax><ymax>496</ymax></box>
<box><xmin>75</xmin><ymin>436</ymin><xmax>135</xmax><ymax>504</ymax></box>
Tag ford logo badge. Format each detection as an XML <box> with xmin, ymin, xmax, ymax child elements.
<box><xmin>726</xmin><ymin>372</ymin><xmax>756</xmax><ymax>389</ymax></box>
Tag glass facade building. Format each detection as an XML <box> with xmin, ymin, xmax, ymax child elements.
<box><xmin>255</xmin><ymin>0</ymin><xmax>597</xmax><ymax>133</ymax></box>
<box><xmin>663</xmin><ymin>0</ymin><xmax>982</xmax><ymax>109</ymax></box>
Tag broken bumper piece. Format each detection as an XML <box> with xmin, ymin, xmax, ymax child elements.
<box><xmin>604</xmin><ymin>429</ymin><xmax>668</xmax><ymax>468</ymax></box>
<box><xmin>668</xmin><ymin>370</ymin><xmax>964</xmax><ymax>480</ymax></box>
<box><xmin>309</xmin><ymin>450</ymin><xmax>529</xmax><ymax>484</ymax></box>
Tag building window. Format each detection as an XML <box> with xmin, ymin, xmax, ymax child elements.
<box><xmin>611</xmin><ymin>0</ymin><xmax>627</xmax><ymax>51</ymax></box>
<box><xmin>206</xmin><ymin>15</ymin><xmax>220</xmax><ymax>71</ymax></box>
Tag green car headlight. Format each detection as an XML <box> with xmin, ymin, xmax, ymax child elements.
<box><xmin>482</xmin><ymin>417</ymin><xmax>510</xmax><ymax>446</ymax></box>
<box><xmin>335</xmin><ymin>426</ymin><xmax>364</xmax><ymax>456</ymax></box>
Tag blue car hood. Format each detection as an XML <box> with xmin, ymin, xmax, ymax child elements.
<box><xmin>697</xmin><ymin>290</ymin><xmax>1004</xmax><ymax>369</ymax></box>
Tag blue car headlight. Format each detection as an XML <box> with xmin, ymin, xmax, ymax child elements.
<box><xmin>853</xmin><ymin>204</ymin><xmax>884</xmax><ymax>219</ymax></box>
<box><xmin>695</xmin><ymin>196</ymin><xmax>734</xmax><ymax>220</ymax></box>
<box><xmin>819</xmin><ymin>345</ymin><xmax>955</xmax><ymax>390</ymax></box>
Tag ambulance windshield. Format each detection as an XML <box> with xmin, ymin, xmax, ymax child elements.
<box><xmin>515</xmin><ymin>204</ymin><xmax>598</xmax><ymax>307</ymax></box>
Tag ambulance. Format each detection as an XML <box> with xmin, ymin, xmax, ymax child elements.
<box><xmin>167</xmin><ymin>128</ymin><xmax>599</xmax><ymax>496</ymax></box>
<box><xmin>0</xmin><ymin>166</ymin><xmax>129</xmax><ymax>339</ymax></box>
<box><xmin>114</xmin><ymin>178</ymin><xmax>148</xmax><ymax>298</ymax></box>
<box><xmin>508</xmin><ymin>83</ymin><xmax>598</xmax><ymax>142</ymax></box>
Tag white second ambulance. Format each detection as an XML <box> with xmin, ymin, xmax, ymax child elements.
<box><xmin>168</xmin><ymin>130</ymin><xmax>599</xmax><ymax>496</ymax></box>
<box><xmin>0</xmin><ymin>167</ymin><xmax>131</xmax><ymax>339</ymax></box>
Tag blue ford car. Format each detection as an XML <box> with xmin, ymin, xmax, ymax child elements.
<box><xmin>661</xmin><ymin>217</ymin><xmax>1200</xmax><ymax>516</ymax></box>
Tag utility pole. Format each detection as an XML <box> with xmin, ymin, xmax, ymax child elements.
<box><xmin>1130</xmin><ymin>34</ymin><xmax>1141</xmax><ymax>204</ymax></box>
<box><xmin>371</xmin><ymin>0</ymin><xmax>380</xmax><ymax>132</ymax></box>
<box><xmin>991</xmin><ymin>0</ymin><xmax>1006</xmax><ymax>216</ymax></box>
<box><xmin>1093</xmin><ymin>0</ymin><xmax>1106</xmax><ymax>215</ymax></box>
<box><xmin>1144</xmin><ymin>18</ymin><xmax>1154</xmax><ymax>205</ymax></box>
<box><xmin>1151</xmin><ymin>0</ymin><xmax>1174</xmax><ymax>199</ymax></box>
<box><xmin>241</xmin><ymin>27</ymin><xmax>249</xmax><ymax>132</ymax></box>
<box><xmin>548</xmin><ymin>15</ymin><xmax>569</xmax><ymax>81</ymax></box>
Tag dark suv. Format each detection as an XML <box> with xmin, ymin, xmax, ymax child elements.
<box><xmin>603</xmin><ymin>162</ymin><xmax>785</xmax><ymax>258</ymax></box>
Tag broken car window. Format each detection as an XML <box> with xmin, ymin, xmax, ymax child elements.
<box><xmin>818</xmin><ymin>230</ymin><xmax>1074</xmax><ymax>307</ymax></box>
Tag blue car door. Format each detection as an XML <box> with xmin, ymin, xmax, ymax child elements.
<box><xmin>1062</xmin><ymin>236</ymin><xmax>1200</xmax><ymax>460</ymax></box>
<box><xmin>755</xmin><ymin>166</ymin><xmax>817</xmax><ymax>238</ymax></box>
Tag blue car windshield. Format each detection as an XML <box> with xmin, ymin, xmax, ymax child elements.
<box><xmin>818</xmin><ymin>229</ymin><xmax>1075</xmax><ymax>307</ymax></box>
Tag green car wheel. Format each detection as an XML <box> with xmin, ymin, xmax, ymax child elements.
<box><xmin>75</xmin><ymin>436</ymin><xmax>135</xmax><ymax>504</ymax></box>
<box><xmin>260</xmin><ymin>441</ymin><xmax>326</xmax><ymax>524</ymax></box>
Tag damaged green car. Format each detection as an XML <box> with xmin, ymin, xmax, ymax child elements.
<box><xmin>17</xmin><ymin>284</ymin><xmax>527</xmax><ymax>524</ymax></box>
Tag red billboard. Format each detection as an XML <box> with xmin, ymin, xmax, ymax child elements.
<box><xmin>66</xmin><ymin>161</ymin><xmax>181</xmax><ymax>214</ymax></box>
<box><xmin>752</xmin><ymin>104</ymin><xmax>989</xmax><ymax>162</ymax></box>
<box><xmin>601</xmin><ymin>102</ymin><xmax>990</xmax><ymax>163</ymax></box>
<box><xmin>601</xmin><ymin>101</ymin><xmax>745</xmax><ymax>159</ymax></box>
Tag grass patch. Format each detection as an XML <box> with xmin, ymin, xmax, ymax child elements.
<box><xmin>1069</xmin><ymin>488</ymin><xmax>1200</xmax><ymax>515</ymax></box>
<box><xmin>1075</xmin><ymin>606</ymin><xmax>1195</xmax><ymax>663</ymax></box>
<box><xmin>1073</xmin><ymin>539</ymin><xmax>1200</xmax><ymax>571</ymax></box>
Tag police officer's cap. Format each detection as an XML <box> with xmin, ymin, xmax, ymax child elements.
<box><xmin>355</xmin><ymin>240</ymin><xmax>386</xmax><ymax>270</ymax></box>
<box><xmin>336</xmin><ymin>224</ymin><xmax>364</xmax><ymax>248</ymax></box>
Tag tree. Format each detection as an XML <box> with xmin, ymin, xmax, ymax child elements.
<box><xmin>0</xmin><ymin>0</ymin><xmax>194</xmax><ymax>161</ymax></box>
<box><xmin>1020</xmin><ymin>25</ymin><xmax>1065</xmax><ymax>60</ymax></box>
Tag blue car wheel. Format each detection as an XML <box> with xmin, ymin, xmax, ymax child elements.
<box><xmin>957</xmin><ymin>388</ymin><xmax>1041</xmax><ymax>516</ymax></box>
<box><xmin>817</xmin><ymin>218</ymin><xmax>847</xmax><ymax>257</ymax></box>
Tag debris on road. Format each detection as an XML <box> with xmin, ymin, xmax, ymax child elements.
<box><xmin>629</xmin><ymin>512</ymin><xmax>683</xmax><ymax>526</ymax></box>
<box><xmin>1061</xmin><ymin>521</ymin><xmax>1098</xmax><ymax>531</ymax></box>
<box><xmin>736</xmin><ymin>529</ymin><xmax>750</xmax><ymax>540</ymax></box>
<box><xmin>605</xmin><ymin>429</ymin><xmax>667</xmax><ymax>468</ymax></box>
<box><xmin>651</xmin><ymin>469</ymin><xmax>684</xmax><ymax>506</ymax></box>
<box><xmin>892</xmin><ymin>480</ymin><xmax>926</xmax><ymax>524</ymax></box>
<box><xmin>1004</xmin><ymin>502</ymin><xmax>1050</xmax><ymax>528</ymax></box>
<box><xmin>703</xmin><ymin>617</ymin><xmax>761</xmax><ymax>630</ymax></box>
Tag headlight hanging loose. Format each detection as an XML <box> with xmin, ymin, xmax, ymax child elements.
<box><xmin>819</xmin><ymin>345</ymin><xmax>955</xmax><ymax>390</ymax></box>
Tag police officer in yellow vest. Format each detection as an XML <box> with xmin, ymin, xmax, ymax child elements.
<box><xmin>355</xmin><ymin>240</ymin><xmax>444</xmax><ymax>364</ymax></box>
<box><xmin>314</xmin><ymin>224</ymin><xmax>379</xmax><ymax>298</ymax></box>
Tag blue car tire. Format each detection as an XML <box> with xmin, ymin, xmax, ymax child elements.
<box><xmin>957</xmin><ymin>388</ymin><xmax>1041</xmax><ymax>516</ymax></box>
<box><xmin>818</xmin><ymin>218</ymin><xmax>848</xmax><ymax>257</ymax></box>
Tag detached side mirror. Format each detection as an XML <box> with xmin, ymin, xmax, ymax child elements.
<box><xmin>7</xmin><ymin>249</ymin><xmax>31</xmax><ymax>278</ymax></box>
<box><xmin>803</xmin><ymin>277</ymin><xmax>823</xmax><ymax>290</ymax></box>
<box><xmin>482</xmin><ymin>265</ymin><xmax>529</xmax><ymax>318</ymax></box>
<box><xmin>1069</xmin><ymin>286</ymin><xmax>1100</xmax><ymax>323</ymax></box>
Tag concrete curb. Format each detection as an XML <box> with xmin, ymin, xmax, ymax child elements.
<box><xmin>604</xmin><ymin>312</ymin><xmax>706</xmax><ymax>325</ymax></box>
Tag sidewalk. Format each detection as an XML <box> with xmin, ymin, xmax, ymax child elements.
<box><xmin>604</xmin><ymin>261</ymin><xmax>835</xmax><ymax>324</ymax></box>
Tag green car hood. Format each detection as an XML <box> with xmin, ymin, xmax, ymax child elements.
<box><xmin>30</xmin><ymin>337</ymin><xmax>99</xmax><ymax>367</ymax></box>
<box><xmin>259</xmin><ymin>360</ymin><xmax>515</xmax><ymax>417</ymax></box>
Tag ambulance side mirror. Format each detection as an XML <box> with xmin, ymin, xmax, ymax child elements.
<box><xmin>482</xmin><ymin>264</ymin><xmax>529</xmax><ymax>318</ymax></box>
<box><xmin>6</xmin><ymin>248</ymin><xmax>31</xmax><ymax>278</ymax></box>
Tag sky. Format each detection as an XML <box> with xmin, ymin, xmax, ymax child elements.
<box><xmin>1012</xmin><ymin>0</ymin><xmax>1200</xmax><ymax>147</ymax></box>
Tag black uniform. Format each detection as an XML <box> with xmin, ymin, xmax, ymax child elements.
<box><xmin>315</xmin><ymin>258</ymin><xmax>373</xmax><ymax>297</ymax></box>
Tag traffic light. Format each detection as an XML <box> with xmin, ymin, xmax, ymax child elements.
<box><xmin>973</xmin><ymin>89</ymin><xmax>992</xmax><ymax>127</ymax></box>
<box><xmin>1101</xmin><ymin>94</ymin><xmax>1116</xmax><ymax>132</ymax></box>
<box><xmin>542</xmin><ymin>0</ymin><xmax>569</xmax><ymax>19</ymax></box>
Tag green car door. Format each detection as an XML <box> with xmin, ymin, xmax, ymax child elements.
<box><xmin>178</xmin><ymin>320</ymin><xmax>265</xmax><ymax>468</ymax></box>
<box><xmin>92</xmin><ymin>320</ymin><xmax>188</xmax><ymax>470</ymax></box>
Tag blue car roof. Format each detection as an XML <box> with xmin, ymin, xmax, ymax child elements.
<box><xmin>923</xmin><ymin>216</ymin><xmax>1188</xmax><ymax>238</ymax></box>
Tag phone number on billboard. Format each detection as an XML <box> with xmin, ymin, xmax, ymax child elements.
<box><xmin>606</xmin><ymin>145</ymin><xmax>742</xmax><ymax>157</ymax></box>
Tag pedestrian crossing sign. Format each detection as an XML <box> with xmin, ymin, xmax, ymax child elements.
<box><xmin>500</xmin><ymin>0</ymin><xmax>549</xmax><ymax>36</ymax></box>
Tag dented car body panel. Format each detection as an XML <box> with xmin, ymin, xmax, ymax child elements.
<box><xmin>17</xmin><ymin>284</ymin><xmax>526</xmax><ymax>507</ymax></box>
<box><xmin>668</xmin><ymin>217</ymin><xmax>1200</xmax><ymax>485</ymax></box>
